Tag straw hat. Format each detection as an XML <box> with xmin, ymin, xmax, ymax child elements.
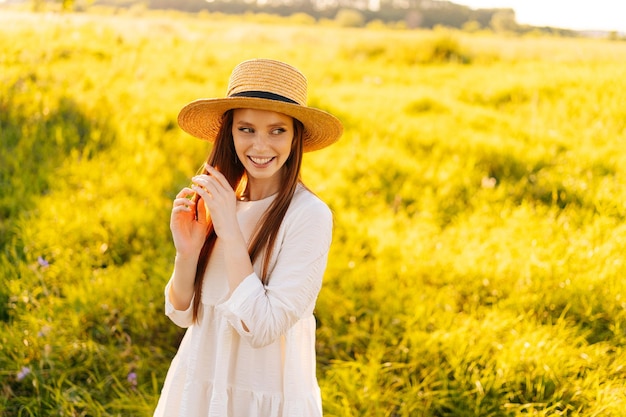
<box><xmin>177</xmin><ymin>59</ymin><xmax>343</xmax><ymax>152</ymax></box>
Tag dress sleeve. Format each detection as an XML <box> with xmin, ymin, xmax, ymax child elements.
<box><xmin>164</xmin><ymin>277</ymin><xmax>195</xmax><ymax>328</ymax></box>
<box><xmin>215</xmin><ymin>198</ymin><xmax>333</xmax><ymax>348</ymax></box>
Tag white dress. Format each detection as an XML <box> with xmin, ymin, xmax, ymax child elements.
<box><xmin>154</xmin><ymin>184</ymin><xmax>332</xmax><ymax>417</ymax></box>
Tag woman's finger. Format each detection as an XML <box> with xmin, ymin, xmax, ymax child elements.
<box><xmin>191</xmin><ymin>184</ymin><xmax>213</xmax><ymax>201</ymax></box>
<box><xmin>173</xmin><ymin>197</ymin><xmax>195</xmax><ymax>208</ymax></box>
<box><xmin>203</xmin><ymin>164</ymin><xmax>230</xmax><ymax>189</ymax></box>
<box><xmin>175</xmin><ymin>187</ymin><xmax>195</xmax><ymax>199</ymax></box>
<box><xmin>171</xmin><ymin>205</ymin><xmax>192</xmax><ymax>213</ymax></box>
<box><xmin>191</xmin><ymin>175</ymin><xmax>211</xmax><ymax>190</ymax></box>
<box><xmin>193</xmin><ymin>166</ymin><xmax>232</xmax><ymax>195</ymax></box>
<box><xmin>192</xmin><ymin>177</ymin><xmax>229</xmax><ymax>204</ymax></box>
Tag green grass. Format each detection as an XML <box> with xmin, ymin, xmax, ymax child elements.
<box><xmin>1</xmin><ymin>9</ymin><xmax>626</xmax><ymax>416</ymax></box>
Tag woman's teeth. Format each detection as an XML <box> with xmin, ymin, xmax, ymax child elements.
<box><xmin>250</xmin><ymin>156</ymin><xmax>273</xmax><ymax>164</ymax></box>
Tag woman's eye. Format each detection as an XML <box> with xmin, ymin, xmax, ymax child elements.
<box><xmin>271</xmin><ymin>128</ymin><xmax>287</xmax><ymax>135</ymax></box>
<box><xmin>239</xmin><ymin>127</ymin><xmax>253</xmax><ymax>133</ymax></box>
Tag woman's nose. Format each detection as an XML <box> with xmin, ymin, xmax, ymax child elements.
<box><xmin>251</xmin><ymin>133</ymin><xmax>269</xmax><ymax>150</ymax></box>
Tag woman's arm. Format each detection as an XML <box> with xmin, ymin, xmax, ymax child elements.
<box><xmin>216</xmin><ymin>195</ymin><xmax>333</xmax><ymax>348</ymax></box>
<box><xmin>168</xmin><ymin>252</ymin><xmax>200</xmax><ymax>311</ymax></box>
<box><xmin>168</xmin><ymin>186</ymin><xmax>209</xmax><ymax>311</ymax></box>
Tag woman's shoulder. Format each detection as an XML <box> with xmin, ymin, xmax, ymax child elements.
<box><xmin>290</xmin><ymin>184</ymin><xmax>332</xmax><ymax>216</ymax></box>
<box><xmin>282</xmin><ymin>184</ymin><xmax>333</xmax><ymax>241</ymax></box>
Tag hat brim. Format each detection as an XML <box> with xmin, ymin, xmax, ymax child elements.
<box><xmin>177</xmin><ymin>97</ymin><xmax>343</xmax><ymax>152</ymax></box>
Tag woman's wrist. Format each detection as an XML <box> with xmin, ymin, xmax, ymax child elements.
<box><xmin>175</xmin><ymin>251</ymin><xmax>201</xmax><ymax>264</ymax></box>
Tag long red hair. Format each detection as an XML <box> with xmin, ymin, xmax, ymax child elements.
<box><xmin>191</xmin><ymin>109</ymin><xmax>305</xmax><ymax>322</ymax></box>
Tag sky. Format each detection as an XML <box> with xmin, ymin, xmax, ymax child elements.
<box><xmin>449</xmin><ymin>0</ymin><xmax>626</xmax><ymax>32</ymax></box>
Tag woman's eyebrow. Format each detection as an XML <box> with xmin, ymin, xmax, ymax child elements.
<box><xmin>235</xmin><ymin>120</ymin><xmax>289</xmax><ymax>127</ymax></box>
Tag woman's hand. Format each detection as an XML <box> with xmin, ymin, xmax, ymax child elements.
<box><xmin>190</xmin><ymin>165</ymin><xmax>239</xmax><ymax>241</ymax></box>
<box><xmin>193</xmin><ymin>164</ymin><xmax>253</xmax><ymax>295</ymax></box>
<box><xmin>170</xmin><ymin>187</ymin><xmax>209</xmax><ymax>257</ymax></box>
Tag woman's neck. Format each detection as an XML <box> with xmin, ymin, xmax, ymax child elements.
<box><xmin>244</xmin><ymin>180</ymin><xmax>279</xmax><ymax>201</ymax></box>
<box><xmin>244</xmin><ymin>170</ymin><xmax>289</xmax><ymax>201</ymax></box>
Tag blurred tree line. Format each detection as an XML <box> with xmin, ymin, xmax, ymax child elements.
<box><xmin>36</xmin><ymin>0</ymin><xmax>579</xmax><ymax>35</ymax></box>
<box><xmin>108</xmin><ymin>0</ymin><xmax>521</xmax><ymax>31</ymax></box>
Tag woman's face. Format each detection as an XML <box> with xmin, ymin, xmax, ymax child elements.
<box><xmin>232</xmin><ymin>108</ymin><xmax>294</xmax><ymax>195</ymax></box>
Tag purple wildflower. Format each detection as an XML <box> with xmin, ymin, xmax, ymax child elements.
<box><xmin>37</xmin><ymin>256</ymin><xmax>49</xmax><ymax>267</ymax></box>
<box><xmin>127</xmin><ymin>372</ymin><xmax>138</xmax><ymax>387</ymax></box>
<box><xmin>17</xmin><ymin>366</ymin><xmax>31</xmax><ymax>381</ymax></box>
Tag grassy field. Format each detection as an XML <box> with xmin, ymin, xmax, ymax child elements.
<box><xmin>1</xmin><ymin>9</ymin><xmax>626</xmax><ymax>416</ymax></box>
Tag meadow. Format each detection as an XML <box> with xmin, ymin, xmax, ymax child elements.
<box><xmin>1</xmin><ymin>9</ymin><xmax>626</xmax><ymax>416</ymax></box>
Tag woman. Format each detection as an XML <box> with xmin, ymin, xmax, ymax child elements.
<box><xmin>154</xmin><ymin>59</ymin><xmax>343</xmax><ymax>417</ymax></box>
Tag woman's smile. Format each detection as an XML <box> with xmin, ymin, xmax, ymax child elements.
<box><xmin>248</xmin><ymin>156</ymin><xmax>276</xmax><ymax>166</ymax></box>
